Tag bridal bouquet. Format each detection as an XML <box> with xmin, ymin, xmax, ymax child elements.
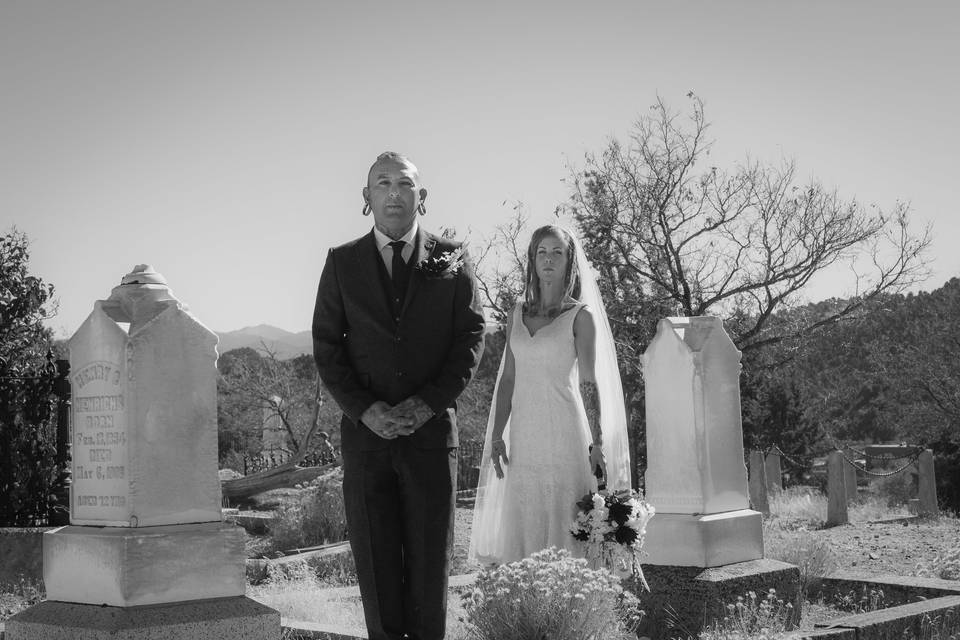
<box><xmin>571</xmin><ymin>489</ymin><xmax>655</xmax><ymax>590</ymax></box>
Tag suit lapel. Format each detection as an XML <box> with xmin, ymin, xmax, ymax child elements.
<box><xmin>354</xmin><ymin>231</ymin><xmax>392</xmax><ymax>320</ymax></box>
<box><xmin>400</xmin><ymin>227</ymin><xmax>437</xmax><ymax>317</ymax></box>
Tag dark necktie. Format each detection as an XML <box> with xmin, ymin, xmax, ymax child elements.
<box><xmin>389</xmin><ymin>241</ymin><xmax>409</xmax><ymax>300</ymax></box>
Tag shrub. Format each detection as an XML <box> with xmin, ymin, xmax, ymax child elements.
<box><xmin>763</xmin><ymin>529</ymin><xmax>837</xmax><ymax>598</ymax></box>
<box><xmin>462</xmin><ymin>547</ymin><xmax>642</xmax><ymax>640</ymax></box>
<box><xmin>699</xmin><ymin>589</ymin><xmax>795</xmax><ymax>640</ymax></box>
<box><xmin>0</xmin><ymin>230</ymin><xmax>64</xmax><ymax>527</ymax></box>
<box><xmin>915</xmin><ymin>540</ymin><xmax>960</xmax><ymax>581</ymax></box>
<box><xmin>264</xmin><ymin>469</ymin><xmax>347</xmax><ymax>555</ymax></box>
<box><xmin>832</xmin><ymin>586</ymin><xmax>885</xmax><ymax>613</ymax></box>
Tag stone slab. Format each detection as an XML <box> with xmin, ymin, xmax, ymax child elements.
<box><xmin>43</xmin><ymin>523</ymin><xmax>245</xmax><ymax>607</ymax></box>
<box><xmin>4</xmin><ymin>596</ymin><xmax>279</xmax><ymax>639</ymax></box>
<box><xmin>816</xmin><ymin>595</ymin><xmax>960</xmax><ymax>639</ymax></box>
<box><xmin>635</xmin><ymin>558</ymin><xmax>801</xmax><ymax>640</ymax></box>
<box><xmin>643</xmin><ymin>509</ymin><xmax>764</xmax><ymax>567</ymax></box>
<box><xmin>282</xmin><ymin>618</ymin><xmax>367</xmax><ymax>639</ymax></box>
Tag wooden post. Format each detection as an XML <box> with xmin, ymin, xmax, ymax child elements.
<box><xmin>827</xmin><ymin>450</ymin><xmax>848</xmax><ymax>526</ymax></box>
<box><xmin>843</xmin><ymin>457</ymin><xmax>857</xmax><ymax>502</ymax></box>
<box><xmin>918</xmin><ymin>449</ymin><xmax>938</xmax><ymax>518</ymax></box>
<box><xmin>764</xmin><ymin>451</ymin><xmax>783</xmax><ymax>492</ymax></box>
<box><xmin>748</xmin><ymin>450</ymin><xmax>769</xmax><ymax>515</ymax></box>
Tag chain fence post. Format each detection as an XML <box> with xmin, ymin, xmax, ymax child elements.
<box><xmin>827</xmin><ymin>450</ymin><xmax>848</xmax><ymax>526</ymax></box>
<box><xmin>918</xmin><ymin>449</ymin><xmax>938</xmax><ymax>518</ymax></box>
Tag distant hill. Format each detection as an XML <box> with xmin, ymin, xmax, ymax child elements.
<box><xmin>215</xmin><ymin>324</ymin><xmax>312</xmax><ymax>359</ymax></box>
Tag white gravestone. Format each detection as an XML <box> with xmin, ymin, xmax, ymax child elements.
<box><xmin>43</xmin><ymin>265</ymin><xmax>246</xmax><ymax>607</ymax></box>
<box><xmin>642</xmin><ymin>317</ymin><xmax>763</xmax><ymax>567</ymax></box>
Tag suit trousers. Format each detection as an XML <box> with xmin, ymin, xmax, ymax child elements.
<box><xmin>341</xmin><ymin>439</ymin><xmax>457</xmax><ymax>640</ymax></box>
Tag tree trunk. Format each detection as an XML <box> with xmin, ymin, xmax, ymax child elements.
<box><xmin>221</xmin><ymin>460</ymin><xmax>339</xmax><ymax>501</ymax></box>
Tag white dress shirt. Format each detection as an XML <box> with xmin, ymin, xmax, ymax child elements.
<box><xmin>372</xmin><ymin>221</ymin><xmax>418</xmax><ymax>278</ymax></box>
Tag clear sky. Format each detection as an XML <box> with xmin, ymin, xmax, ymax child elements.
<box><xmin>2</xmin><ymin>1</ymin><xmax>957</xmax><ymax>338</ymax></box>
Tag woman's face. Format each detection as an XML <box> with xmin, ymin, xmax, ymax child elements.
<box><xmin>534</xmin><ymin>233</ymin><xmax>568</xmax><ymax>285</ymax></box>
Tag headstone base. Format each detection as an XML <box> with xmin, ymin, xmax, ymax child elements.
<box><xmin>643</xmin><ymin>509</ymin><xmax>763</xmax><ymax>567</ymax></box>
<box><xmin>634</xmin><ymin>558</ymin><xmax>801</xmax><ymax>640</ymax></box>
<box><xmin>43</xmin><ymin>522</ymin><xmax>245</xmax><ymax>607</ymax></box>
<box><xmin>4</xmin><ymin>596</ymin><xmax>280</xmax><ymax>640</ymax></box>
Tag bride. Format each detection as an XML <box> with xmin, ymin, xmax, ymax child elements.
<box><xmin>469</xmin><ymin>225</ymin><xmax>631</xmax><ymax>565</ymax></box>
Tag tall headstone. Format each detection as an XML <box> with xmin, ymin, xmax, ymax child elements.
<box><xmin>636</xmin><ymin>317</ymin><xmax>799</xmax><ymax>640</ymax></box>
<box><xmin>642</xmin><ymin>316</ymin><xmax>763</xmax><ymax>567</ymax></box>
<box><xmin>7</xmin><ymin>265</ymin><xmax>279</xmax><ymax>639</ymax></box>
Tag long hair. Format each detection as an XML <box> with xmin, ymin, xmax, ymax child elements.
<box><xmin>523</xmin><ymin>225</ymin><xmax>581</xmax><ymax>312</ymax></box>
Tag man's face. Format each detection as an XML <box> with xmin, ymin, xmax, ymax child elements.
<box><xmin>363</xmin><ymin>159</ymin><xmax>427</xmax><ymax>237</ymax></box>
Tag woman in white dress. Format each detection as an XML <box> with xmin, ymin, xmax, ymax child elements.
<box><xmin>469</xmin><ymin>225</ymin><xmax>631</xmax><ymax>565</ymax></box>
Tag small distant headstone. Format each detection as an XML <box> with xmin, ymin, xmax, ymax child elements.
<box><xmin>764</xmin><ymin>451</ymin><xmax>782</xmax><ymax>492</ymax></box>
<box><xmin>826</xmin><ymin>450</ymin><xmax>848</xmax><ymax>526</ymax></box>
<box><xmin>917</xmin><ymin>449</ymin><xmax>938</xmax><ymax>517</ymax></box>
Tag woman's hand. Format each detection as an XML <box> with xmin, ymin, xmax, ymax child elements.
<box><xmin>589</xmin><ymin>443</ymin><xmax>606</xmax><ymax>483</ymax></box>
<box><xmin>491</xmin><ymin>439</ymin><xmax>509</xmax><ymax>479</ymax></box>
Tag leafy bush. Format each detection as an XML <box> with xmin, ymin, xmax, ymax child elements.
<box><xmin>461</xmin><ymin>547</ymin><xmax>642</xmax><ymax>640</ymax></box>
<box><xmin>699</xmin><ymin>589</ymin><xmax>795</xmax><ymax>640</ymax></box>
<box><xmin>0</xmin><ymin>230</ymin><xmax>65</xmax><ymax>527</ymax></box>
<box><xmin>263</xmin><ymin>469</ymin><xmax>347</xmax><ymax>555</ymax></box>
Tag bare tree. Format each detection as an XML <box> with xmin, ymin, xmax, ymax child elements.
<box><xmin>218</xmin><ymin>344</ymin><xmax>336</xmax><ymax>501</ymax></box>
<box><xmin>566</xmin><ymin>94</ymin><xmax>932</xmax><ymax>354</ymax></box>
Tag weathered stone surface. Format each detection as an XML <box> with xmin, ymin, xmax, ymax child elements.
<box><xmin>43</xmin><ymin>522</ymin><xmax>245</xmax><ymax>607</ymax></box>
<box><xmin>635</xmin><ymin>558</ymin><xmax>801</xmax><ymax>640</ymax></box>
<box><xmin>4</xmin><ymin>596</ymin><xmax>279</xmax><ymax>639</ymax></box>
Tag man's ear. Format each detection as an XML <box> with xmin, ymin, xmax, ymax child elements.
<box><xmin>362</xmin><ymin>186</ymin><xmax>370</xmax><ymax>203</ymax></box>
<box><xmin>418</xmin><ymin>187</ymin><xmax>428</xmax><ymax>203</ymax></box>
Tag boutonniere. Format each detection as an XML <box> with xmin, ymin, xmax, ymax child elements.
<box><xmin>416</xmin><ymin>243</ymin><xmax>466</xmax><ymax>279</ymax></box>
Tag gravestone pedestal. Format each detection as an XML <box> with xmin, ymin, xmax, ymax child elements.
<box><xmin>6</xmin><ymin>266</ymin><xmax>279</xmax><ymax>639</ymax></box>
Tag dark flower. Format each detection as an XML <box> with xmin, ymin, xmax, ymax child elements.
<box><xmin>608</xmin><ymin>501</ymin><xmax>632</xmax><ymax>525</ymax></box>
<box><xmin>614</xmin><ymin>525</ymin><xmax>638</xmax><ymax>546</ymax></box>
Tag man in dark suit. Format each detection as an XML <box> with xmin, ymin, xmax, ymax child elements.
<box><xmin>312</xmin><ymin>152</ymin><xmax>485</xmax><ymax>640</ymax></box>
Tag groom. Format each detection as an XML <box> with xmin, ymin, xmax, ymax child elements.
<box><xmin>312</xmin><ymin>152</ymin><xmax>485</xmax><ymax>640</ymax></box>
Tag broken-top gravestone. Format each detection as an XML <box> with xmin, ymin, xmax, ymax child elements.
<box><xmin>637</xmin><ymin>317</ymin><xmax>799</xmax><ymax>639</ymax></box>
<box><xmin>7</xmin><ymin>265</ymin><xmax>279</xmax><ymax>640</ymax></box>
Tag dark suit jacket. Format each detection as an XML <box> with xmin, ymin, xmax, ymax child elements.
<box><xmin>312</xmin><ymin>228</ymin><xmax>485</xmax><ymax>451</ymax></box>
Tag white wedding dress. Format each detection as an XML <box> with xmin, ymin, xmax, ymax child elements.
<box><xmin>473</xmin><ymin>302</ymin><xmax>597</xmax><ymax>564</ymax></box>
